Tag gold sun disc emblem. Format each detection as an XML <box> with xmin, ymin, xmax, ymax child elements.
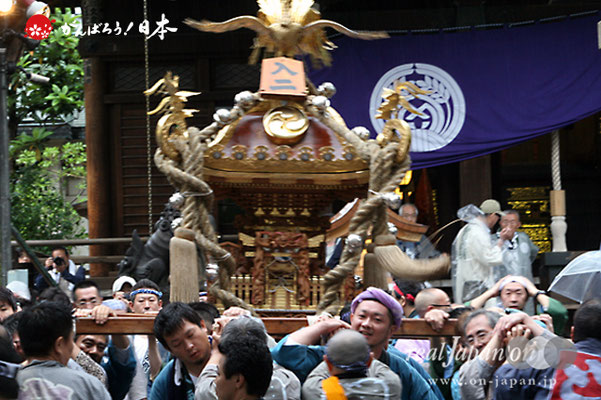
<box><xmin>262</xmin><ymin>105</ymin><xmax>309</xmax><ymax>145</ymax></box>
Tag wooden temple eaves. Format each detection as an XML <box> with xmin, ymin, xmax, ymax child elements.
<box><xmin>327</xmin><ymin>200</ymin><xmax>429</xmax><ymax>242</ymax></box>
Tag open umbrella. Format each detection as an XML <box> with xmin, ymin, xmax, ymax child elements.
<box><xmin>548</xmin><ymin>251</ymin><xmax>601</xmax><ymax>303</ymax></box>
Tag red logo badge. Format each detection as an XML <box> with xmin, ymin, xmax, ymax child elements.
<box><xmin>25</xmin><ymin>14</ymin><xmax>55</xmax><ymax>40</ymax></box>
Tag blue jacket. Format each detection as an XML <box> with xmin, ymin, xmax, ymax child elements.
<box><xmin>149</xmin><ymin>359</ymin><xmax>195</xmax><ymax>400</ymax></box>
<box><xmin>34</xmin><ymin>264</ymin><xmax>86</xmax><ymax>291</ymax></box>
<box><xmin>102</xmin><ymin>341</ymin><xmax>137</xmax><ymax>400</ymax></box>
<box><xmin>388</xmin><ymin>345</ymin><xmax>445</xmax><ymax>400</ymax></box>
<box><xmin>271</xmin><ymin>334</ymin><xmax>442</xmax><ymax>400</ymax></box>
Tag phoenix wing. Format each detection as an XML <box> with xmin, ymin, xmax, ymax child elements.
<box><xmin>184</xmin><ymin>16</ymin><xmax>270</xmax><ymax>36</ymax></box>
<box><xmin>302</xmin><ymin>19</ymin><xmax>389</xmax><ymax>40</ymax></box>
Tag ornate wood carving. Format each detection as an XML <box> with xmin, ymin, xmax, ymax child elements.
<box><xmin>252</xmin><ymin>244</ymin><xmax>266</xmax><ymax>304</ymax></box>
<box><xmin>252</xmin><ymin>231</ymin><xmax>311</xmax><ymax>306</ymax></box>
<box><xmin>220</xmin><ymin>241</ymin><xmax>249</xmax><ymax>274</ymax></box>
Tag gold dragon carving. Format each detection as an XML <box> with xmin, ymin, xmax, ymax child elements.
<box><xmin>144</xmin><ymin>72</ymin><xmax>201</xmax><ymax>162</ymax></box>
<box><xmin>375</xmin><ymin>81</ymin><xmax>430</xmax><ymax>163</ymax></box>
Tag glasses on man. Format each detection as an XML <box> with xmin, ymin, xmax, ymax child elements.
<box><xmin>465</xmin><ymin>330</ymin><xmax>492</xmax><ymax>346</ymax></box>
<box><xmin>77</xmin><ymin>298</ymin><xmax>99</xmax><ymax>307</ymax></box>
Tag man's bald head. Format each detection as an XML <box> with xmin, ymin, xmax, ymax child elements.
<box><xmin>414</xmin><ymin>288</ymin><xmax>451</xmax><ymax>317</ymax></box>
<box><xmin>325</xmin><ymin>329</ymin><xmax>371</xmax><ymax>374</ymax></box>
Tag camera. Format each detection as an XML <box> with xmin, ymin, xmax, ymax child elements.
<box><xmin>53</xmin><ymin>257</ymin><xmax>65</xmax><ymax>266</ymax></box>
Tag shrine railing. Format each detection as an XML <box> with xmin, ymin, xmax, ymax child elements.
<box><xmin>230</xmin><ymin>274</ymin><xmax>325</xmax><ymax>309</ymax></box>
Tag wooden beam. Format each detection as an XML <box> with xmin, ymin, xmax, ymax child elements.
<box><xmin>76</xmin><ymin>316</ymin><xmax>458</xmax><ymax>338</ymax></box>
<box><xmin>459</xmin><ymin>155</ymin><xmax>492</xmax><ymax>207</ymax></box>
<box><xmin>69</xmin><ymin>256</ymin><xmax>124</xmax><ymax>264</ymax></box>
<box><xmin>85</xmin><ymin>57</ymin><xmax>112</xmax><ymax>277</ymax></box>
<box><xmin>10</xmin><ymin>237</ymin><xmax>148</xmax><ymax>247</ymax></box>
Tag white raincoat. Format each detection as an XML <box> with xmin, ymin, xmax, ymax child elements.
<box><xmin>451</xmin><ymin>204</ymin><xmax>504</xmax><ymax>303</ymax></box>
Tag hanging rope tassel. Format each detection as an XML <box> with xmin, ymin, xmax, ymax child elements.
<box><xmin>169</xmin><ymin>228</ymin><xmax>199</xmax><ymax>303</ymax></box>
<box><xmin>363</xmin><ymin>242</ymin><xmax>388</xmax><ymax>289</ymax></box>
<box><xmin>373</xmin><ymin>233</ymin><xmax>450</xmax><ymax>281</ymax></box>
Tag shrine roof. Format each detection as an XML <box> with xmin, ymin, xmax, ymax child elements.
<box><xmin>203</xmin><ymin>99</ymin><xmax>369</xmax><ymax>187</ymax></box>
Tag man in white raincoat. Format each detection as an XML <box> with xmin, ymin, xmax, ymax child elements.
<box><xmin>452</xmin><ymin>203</ymin><xmax>512</xmax><ymax>304</ymax></box>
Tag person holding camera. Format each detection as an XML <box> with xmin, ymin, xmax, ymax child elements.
<box><xmin>34</xmin><ymin>246</ymin><xmax>86</xmax><ymax>294</ymax></box>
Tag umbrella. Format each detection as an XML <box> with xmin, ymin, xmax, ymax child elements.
<box><xmin>548</xmin><ymin>251</ymin><xmax>601</xmax><ymax>303</ymax></box>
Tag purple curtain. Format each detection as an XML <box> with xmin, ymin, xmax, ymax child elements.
<box><xmin>310</xmin><ymin>12</ymin><xmax>601</xmax><ymax>168</ymax></box>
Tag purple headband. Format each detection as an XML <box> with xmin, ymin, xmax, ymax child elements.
<box><xmin>351</xmin><ymin>287</ymin><xmax>404</xmax><ymax>328</ymax></box>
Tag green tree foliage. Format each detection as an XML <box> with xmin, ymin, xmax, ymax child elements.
<box><xmin>9</xmin><ymin>9</ymin><xmax>86</xmax><ymax>247</ymax></box>
<box><xmin>10</xmin><ymin>131</ymin><xmax>87</xmax><ymax>248</ymax></box>
<box><xmin>8</xmin><ymin>8</ymin><xmax>83</xmax><ymax>128</ymax></box>
<box><xmin>10</xmin><ymin>140</ymin><xmax>87</xmax><ymax>244</ymax></box>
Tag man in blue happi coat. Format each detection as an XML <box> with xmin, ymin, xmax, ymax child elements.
<box><xmin>271</xmin><ymin>287</ymin><xmax>444</xmax><ymax>400</ymax></box>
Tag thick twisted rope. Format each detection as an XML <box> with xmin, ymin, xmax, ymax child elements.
<box><xmin>154</xmin><ymin>120</ymin><xmax>252</xmax><ymax>311</ymax></box>
<box><xmin>551</xmin><ymin>130</ymin><xmax>562</xmax><ymax>191</ymax></box>
<box><xmin>310</xmin><ymin>106</ymin><xmax>412</xmax><ymax>314</ymax></box>
<box><xmin>152</xmin><ymin>89</ymin><xmax>411</xmax><ymax>314</ymax></box>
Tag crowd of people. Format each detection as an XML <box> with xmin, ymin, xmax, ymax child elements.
<box><xmin>0</xmin><ymin>200</ymin><xmax>599</xmax><ymax>400</ymax></box>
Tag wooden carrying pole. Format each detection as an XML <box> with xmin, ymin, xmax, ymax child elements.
<box><xmin>76</xmin><ymin>315</ymin><xmax>458</xmax><ymax>340</ymax></box>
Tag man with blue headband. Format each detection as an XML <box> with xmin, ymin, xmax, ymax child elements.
<box><xmin>126</xmin><ymin>279</ymin><xmax>169</xmax><ymax>400</ymax></box>
<box><xmin>302</xmin><ymin>329</ymin><xmax>401</xmax><ymax>399</ymax></box>
<box><xmin>129</xmin><ymin>279</ymin><xmax>163</xmax><ymax>314</ymax></box>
